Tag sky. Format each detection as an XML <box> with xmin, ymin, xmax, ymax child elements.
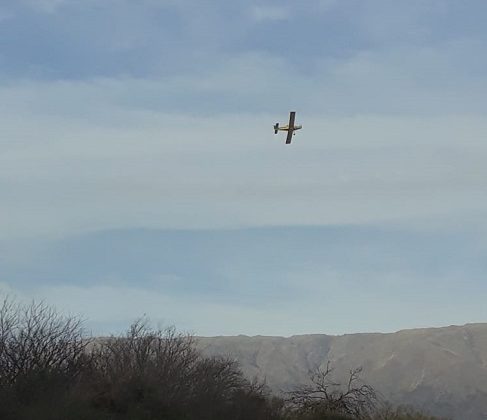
<box><xmin>1</xmin><ymin>0</ymin><xmax>487</xmax><ymax>337</ymax></box>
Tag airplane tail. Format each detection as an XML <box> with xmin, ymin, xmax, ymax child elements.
<box><xmin>274</xmin><ymin>123</ymin><xmax>279</xmax><ymax>134</ymax></box>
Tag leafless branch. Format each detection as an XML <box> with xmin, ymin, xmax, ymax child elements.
<box><xmin>287</xmin><ymin>361</ymin><xmax>378</xmax><ymax>419</ymax></box>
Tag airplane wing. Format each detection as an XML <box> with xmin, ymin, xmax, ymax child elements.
<box><xmin>286</xmin><ymin>129</ymin><xmax>293</xmax><ymax>144</ymax></box>
<box><xmin>288</xmin><ymin>111</ymin><xmax>296</xmax><ymax>129</ymax></box>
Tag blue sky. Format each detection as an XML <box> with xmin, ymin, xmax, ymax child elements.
<box><xmin>1</xmin><ymin>0</ymin><xmax>487</xmax><ymax>336</ymax></box>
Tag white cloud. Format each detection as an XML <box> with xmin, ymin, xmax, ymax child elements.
<box><xmin>1</xmin><ymin>37</ymin><xmax>487</xmax><ymax>240</ymax></box>
<box><xmin>0</xmin><ymin>281</ymin><xmax>304</xmax><ymax>336</ymax></box>
<box><xmin>1</xmin><ymin>0</ymin><xmax>486</xmax><ymax>338</ymax></box>
<box><xmin>1</xmin><ymin>82</ymin><xmax>487</xmax><ymax>241</ymax></box>
<box><xmin>316</xmin><ymin>0</ymin><xmax>336</xmax><ymax>12</ymax></box>
<box><xmin>251</xmin><ymin>5</ymin><xmax>290</xmax><ymax>22</ymax></box>
<box><xmin>2</xmin><ymin>266</ymin><xmax>487</xmax><ymax>336</ymax></box>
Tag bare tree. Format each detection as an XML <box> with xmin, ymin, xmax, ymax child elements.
<box><xmin>288</xmin><ymin>361</ymin><xmax>378</xmax><ymax>419</ymax></box>
<box><xmin>90</xmin><ymin>318</ymin><xmax>200</xmax><ymax>411</ymax></box>
<box><xmin>189</xmin><ymin>356</ymin><xmax>246</xmax><ymax>409</ymax></box>
<box><xmin>0</xmin><ymin>301</ymin><xmax>446</xmax><ymax>420</ymax></box>
<box><xmin>89</xmin><ymin>318</ymin><xmax>281</xmax><ymax>420</ymax></box>
<box><xmin>0</xmin><ymin>297</ymin><xmax>89</xmax><ymax>388</ymax></box>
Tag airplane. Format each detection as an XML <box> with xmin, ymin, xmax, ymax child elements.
<box><xmin>273</xmin><ymin>111</ymin><xmax>302</xmax><ymax>144</ymax></box>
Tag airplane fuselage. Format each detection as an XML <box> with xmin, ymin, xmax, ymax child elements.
<box><xmin>278</xmin><ymin>125</ymin><xmax>302</xmax><ymax>132</ymax></box>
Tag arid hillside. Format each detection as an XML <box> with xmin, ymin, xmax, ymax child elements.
<box><xmin>198</xmin><ymin>323</ymin><xmax>487</xmax><ymax>420</ymax></box>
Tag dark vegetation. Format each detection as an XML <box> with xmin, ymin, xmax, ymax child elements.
<box><xmin>0</xmin><ymin>297</ymin><xmax>446</xmax><ymax>420</ymax></box>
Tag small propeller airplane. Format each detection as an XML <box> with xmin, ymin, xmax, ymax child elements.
<box><xmin>274</xmin><ymin>111</ymin><xmax>302</xmax><ymax>144</ymax></box>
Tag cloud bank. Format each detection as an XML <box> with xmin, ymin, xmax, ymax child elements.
<box><xmin>1</xmin><ymin>0</ymin><xmax>487</xmax><ymax>335</ymax></box>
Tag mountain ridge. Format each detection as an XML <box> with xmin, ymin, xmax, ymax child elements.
<box><xmin>197</xmin><ymin>323</ymin><xmax>487</xmax><ymax>420</ymax></box>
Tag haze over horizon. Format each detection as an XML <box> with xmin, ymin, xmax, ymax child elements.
<box><xmin>1</xmin><ymin>0</ymin><xmax>487</xmax><ymax>336</ymax></box>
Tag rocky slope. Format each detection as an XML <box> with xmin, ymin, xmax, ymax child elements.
<box><xmin>197</xmin><ymin>323</ymin><xmax>487</xmax><ymax>420</ymax></box>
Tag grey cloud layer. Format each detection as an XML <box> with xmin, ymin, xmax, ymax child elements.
<box><xmin>2</xmin><ymin>83</ymin><xmax>487</xmax><ymax>240</ymax></box>
<box><xmin>1</xmin><ymin>0</ymin><xmax>487</xmax><ymax>335</ymax></box>
<box><xmin>2</xmin><ymin>0</ymin><xmax>487</xmax><ymax>117</ymax></box>
<box><xmin>2</xmin><ymin>0</ymin><xmax>487</xmax><ymax>84</ymax></box>
<box><xmin>2</xmin><ymin>226</ymin><xmax>486</xmax><ymax>336</ymax></box>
